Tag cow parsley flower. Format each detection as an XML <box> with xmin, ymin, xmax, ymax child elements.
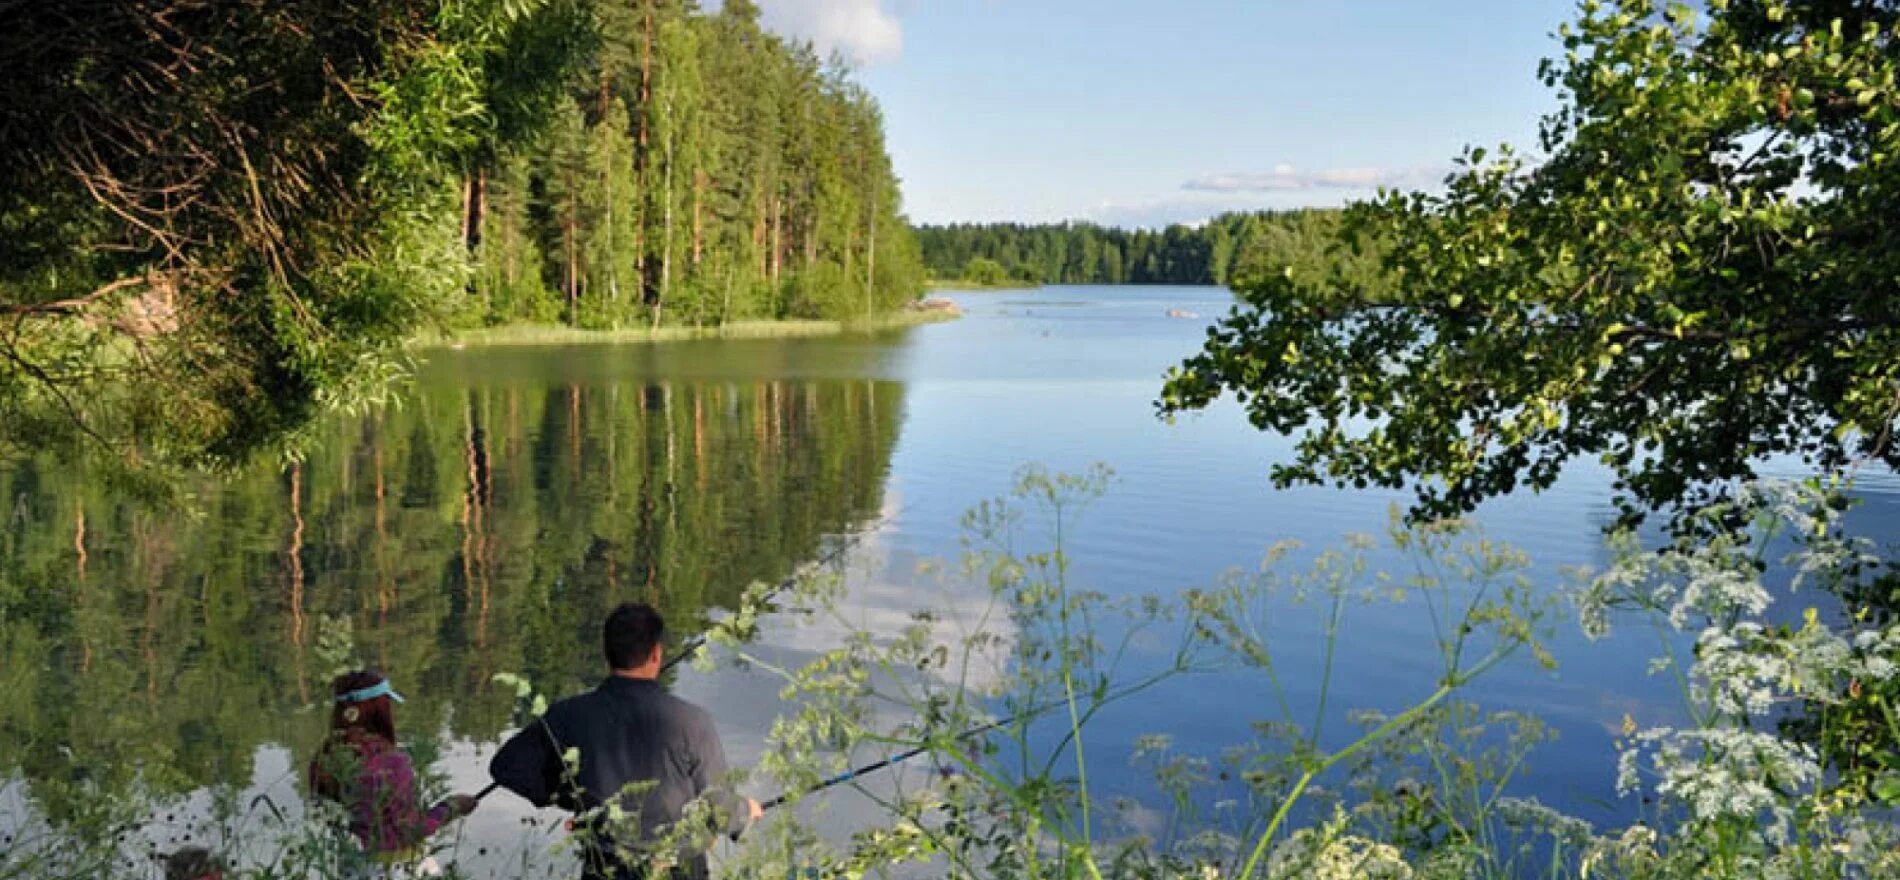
<box><xmin>1493</xmin><ymin>796</ymin><xmax>1593</xmax><ymax>848</ymax></box>
<box><xmin>1619</xmin><ymin>726</ymin><xmax>1820</xmax><ymax>842</ymax></box>
<box><xmin>1267</xmin><ymin>808</ymin><xmax>1413</xmax><ymax>880</ymax></box>
<box><xmin>1692</xmin><ymin>620</ymin><xmax>1853</xmax><ymax>716</ymax></box>
<box><xmin>1267</xmin><ymin>830</ymin><xmax>1413</xmax><ymax>880</ymax></box>
<box><xmin>1852</xmin><ymin>625</ymin><xmax>1900</xmax><ymax>683</ymax></box>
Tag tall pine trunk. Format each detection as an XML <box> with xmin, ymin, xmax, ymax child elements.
<box><xmin>564</xmin><ymin>177</ymin><xmax>579</xmax><ymax>326</ymax></box>
<box><xmin>770</xmin><ymin>197</ymin><xmax>782</xmax><ymax>288</ymax></box>
<box><xmin>653</xmin><ymin>115</ymin><xmax>673</xmax><ymax>328</ymax></box>
<box><xmin>753</xmin><ymin>193</ymin><xmax>768</xmax><ymax>279</ymax></box>
<box><xmin>691</xmin><ymin>169</ymin><xmax>705</xmax><ymax>269</ymax></box>
<box><xmin>636</xmin><ymin>0</ymin><xmax>657</xmax><ymax>310</ymax></box>
<box><xmin>866</xmin><ymin>200</ymin><xmax>876</xmax><ymax>316</ymax></box>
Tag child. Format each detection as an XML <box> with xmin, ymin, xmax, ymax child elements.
<box><xmin>309</xmin><ymin>670</ymin><xmax>477</xmax><ymax>877</ymax></box>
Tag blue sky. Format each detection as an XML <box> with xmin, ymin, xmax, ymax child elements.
<box><xmin>754</xmin><ymin>0</ymin><xmax>1581</xmax><ymax>227</ymax></box>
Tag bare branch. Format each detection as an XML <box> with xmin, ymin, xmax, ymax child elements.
<box><xmin>0</xmin><ymin>275</ymin><xmax>148</xmax><ymax>317</ymax></box>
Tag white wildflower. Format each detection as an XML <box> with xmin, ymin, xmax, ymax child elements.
<box><xmin>1691</xmin><ymin>609</ymin><xmax>1875</xmax><ymax>715</ymax></box>
<box><xmin>1787</xmin><ymin>532</ymin><xmax>1881</xmax><ymax>592</ymax></box>
<box><xmin>1619</xmin><ymin>726</ymin><xmax>1820</xmax><ymax>839</ymax></box>
<box><xmin>1852</xmin><ymin>625</ymin><xmax>1900</xmax><ymax>682</ymax></box>
<box><xmin>1267</xmin><ymin>829</ymin><xmax>1413</xmax><ymax>880</ymax></box>
<box><xmin>1581</xmin><ymin>824</ymin><xmax>1662</xmax><ymax>880</ymax></box>
<box><xmin>1617</xmin><ymin>824</ymin><xmax>1658</xmax><ymax>853</ymax></box>
<box><xmin>1669</xmin><ymin>557</ymin><xmax>1770</xmax><ymax>630</ymax></box>
<box><xmin>1493</xmin><ymin>796</ymin><xmax>1594</xmax><ymax>847</ymax></box>
<box><xmin>1614</xmin><ymin>748</ymin><xmax>1639</xmax><ymax>795</ymax></box>
<box><xmin>1576</xmin><ymin>577</ymin><xmax>1616</xmax><ymax>641</ymax></box>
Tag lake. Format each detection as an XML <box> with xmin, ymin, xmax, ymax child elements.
<box><xmin>4</xmin><ymin>285</ymin><xmax>1896</xmax><ymax>875</ymax></box>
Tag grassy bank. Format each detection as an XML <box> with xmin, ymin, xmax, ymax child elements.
<box><xmin>927</xmin><ymin>278</ymin><xmax>1040</xmax><ymax>291</ymax></box>
<box><xmin>416</xmin><ymin>310</ymin><xmax>956</xmax><ymax>349</ymax></box>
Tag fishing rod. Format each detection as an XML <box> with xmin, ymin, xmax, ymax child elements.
<box><xmin>475</xmin><ymin>525</ymin><xmax>881</xmax><ymax>803</ymax></box>
<box><xmin>658</xmin><ymin>527</ymin><xmax>869</xmax><ymax>677</ymax></box>
<box><xmin>758</xmin><ymin>728</ymin><xmax>980</xmax><ymax>813</ymax></box>
<box><xmin>755</xmin><ymin>672</ymin><xmax>1177</xmax><ymax>814</ymax></box>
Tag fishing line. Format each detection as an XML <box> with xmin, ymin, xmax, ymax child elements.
<box><xmin>659</xmin><ymin>526</ymin><xmax>871</xmax><ymax>677</ymax></box>
<box><xmin>755</xmin><ymin>672</ymin><xmax>1177</xmax><ymax>813</ymax></box>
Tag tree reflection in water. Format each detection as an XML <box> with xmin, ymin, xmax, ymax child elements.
<box><xmin>0</xmin><ymin>357</ymin><xmax>905</xmax><ymax>833</ymax></box>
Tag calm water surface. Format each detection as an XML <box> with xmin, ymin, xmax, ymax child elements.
<box><xmin>3</xmin><ymin>285</ymin><xmax>1896</xmax><ymax>872</ymax></box>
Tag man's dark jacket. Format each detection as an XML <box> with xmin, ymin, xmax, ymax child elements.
<box><xmin>489</xmin><ymin>677</ymin><xmax>742</xmax><ymax>862</ymax></box>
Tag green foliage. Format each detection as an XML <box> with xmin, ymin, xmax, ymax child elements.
<box><xmin>961</xmin><ymin>257</ymin><xmax>1014</xmax><ymax>287</ymax></box>
<box><xmin>916</xmin><ymin>211</ymin><xmax>1370</xmax><ymax>288</ymax></box>
<box><xmin>0</xmin><ymin>0</ymin><xmax>923</xmax><ymax>487</ymax></box>
<box><xmin>1162</xmin><ymin>0</ymin><xmax>1900</xmax><ymax>523</ymax></box>
<box><xmin>475</xmin><ymin>155</ymin><xmax>562</xmax><ymax>323</ymax></box>
<box><xmin>0</xmin><ymin>0</ymin><xmax>590</xmax><ymax>485</ymax></box>
<box><xmin>465</xmin><ymin>0</ymin><xmax>927</xmax><ymax>331</ymax></box>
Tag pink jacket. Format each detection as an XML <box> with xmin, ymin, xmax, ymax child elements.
<box><xmin>309</xmin><ymin>735</ymin><xmax>448</xmax><ymax>854</ymax></box>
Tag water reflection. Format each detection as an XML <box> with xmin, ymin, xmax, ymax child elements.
<box><xmin>0</xmin><ymin>358</ymin><xmax>906</xmax><ymax>831</ymax></box>
<box><xmin>7</xmin><ymin>287</ymin><xmax>1900</xmax><ymax>868</ymax></box>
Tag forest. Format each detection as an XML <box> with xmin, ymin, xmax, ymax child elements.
<box><xmin>0</xmin><ymin>0</ymin><xmax>925</xmax><ymax>482</ymax></box>
<box><xmin>914</xmin><ymin>210</ymin><xmax>1368</xmax><ymax>287</ymax></box>
<box><xmin>471</xmin><ymin>0</ymin><xmax>927</xmax><ymax>330</ymax></box>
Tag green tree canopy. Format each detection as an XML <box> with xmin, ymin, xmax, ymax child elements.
<box><xmin>915</xmin><ymin>211</ymin><xmax>1352</xmax><ymax>288</ymax></box>
<box><xmin>962</xmin><ymin>256</ymin><xmax>1011</xmax><ymax>286</ymax></box>
<box><xmin>1162</xmin><ymin>0</ymin><xmax>1900</xmax><ymax>523</ymax></box>
<box><xmin>467</xmin><ymin>0</ymin><xmax>925</xmax><ymax>331</ymax></box>
<box><xmin>0</xmin><ymin>0</ymin><xmax>923</xmax><ymax>489</ymax></box>
<box><xmin>0</xmin><ymin>0</ymin><xmax>588</xmax><ymax>489</ymax></box>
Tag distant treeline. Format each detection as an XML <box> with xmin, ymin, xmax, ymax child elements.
<box><xmin>914</xmin><ymin>210</ymin><xmax>1362</xmax><ymax>287</ymax></box>
<box><xmin>474</xmin><ymin>0</ymin><xmax>926</xmax><ymax>329</ymax></box>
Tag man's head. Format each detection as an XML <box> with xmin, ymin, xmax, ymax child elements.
<box><xmin>604</xmin><ymin>602</ymin><xmax>666</xmax><ymax>674</ymax></box>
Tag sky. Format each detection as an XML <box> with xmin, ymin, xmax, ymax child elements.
<box><xmin>751</xmin><ymin>0</ymin><xmax>1581</xmax><ymax>228</ymax></box>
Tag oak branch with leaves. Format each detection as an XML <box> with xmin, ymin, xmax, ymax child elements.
<box><xmin>1161</xmin><ymin>0</ymin><xmax>1900</xmax><ymax>523</ymax></box>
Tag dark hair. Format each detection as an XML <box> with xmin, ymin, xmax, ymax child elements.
<box><xmin>310</xmin><ymin>669</ymin><xmax>399</xmax><ymax>801</ymax></box>
<box><xmin>604</xmin><ymin>603</ymin><xmax>665</xmax><ymax>670</ymax></box>
<box><xmin>327</xmin><ymin>669</ymin><xmax>397</xmax><ymax>743</ymax></box>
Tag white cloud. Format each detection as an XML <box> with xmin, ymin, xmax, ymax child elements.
<box><xmin>1183</xmin><ymin>164</ymin><xmax>1446</xmax><ymax>193</ymax></box>
<box><xmin>757</xmin><ymin>0</ymin><xmax>906</xmax><ymax>65</ymax></box>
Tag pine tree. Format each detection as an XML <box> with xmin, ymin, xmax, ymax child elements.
<box><xmin>463</xmin><ymin>0</ymin><xmax>923</xmax><ymax>329</ymax></box>
<box><xmin>476</xmin><ymin>153</ymin><xmax>556</xmax><ymax>323</ymax></box>
<box><xmin>585</xmin><ymin>99</ymin><xmax>638</xmax><ymax>326</ymax></box>
<box><xmin>539</xmin><ymin>101</ymin><xmax>596</xmax><ymax>327</ymax></box>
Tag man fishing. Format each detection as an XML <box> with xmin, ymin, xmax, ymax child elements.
<box><xmin>488</xmin><ymin>602</ymin><xmax>762</xmax><ymax>880</ymax></box>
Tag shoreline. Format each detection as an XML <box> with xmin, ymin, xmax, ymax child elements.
<box><xmin>415</xmin><ymin>310</ymin><xmax>958</xmax><ymax>349</ymax></box>
<box><xmin>926</xmin><ymin>280</ymin><xmax>1041</xmax><ymax>291</ymax></box>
